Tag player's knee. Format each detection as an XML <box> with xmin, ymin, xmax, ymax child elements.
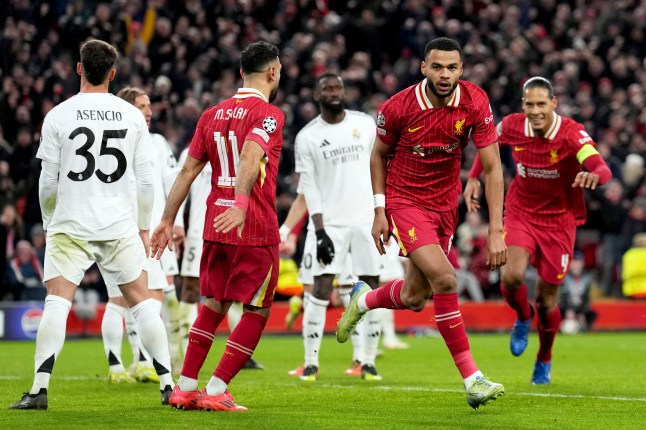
<box><xmin>501</xmin><ymin>270</ymin><xmax>524</xmax><ymax>289</ymax></box>
<box><xmin>431</xmin><ymin>273</ymin><xmax>457</xmax><ymax>295</ymax></box>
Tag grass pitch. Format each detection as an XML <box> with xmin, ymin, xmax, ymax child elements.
<box><xmin>0</xmin><ymin>332</ymin><xmax>644</xmax><ymax>429</ymax></box>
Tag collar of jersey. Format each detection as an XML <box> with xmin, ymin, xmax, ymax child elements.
<box><xmin>234</xmin><ymin>87</ymin><xmax>267</xmax><ymax>102</ymax></box>
<box><xmin>524</xmin><ymin>113</ymin><xmax>562</xmax><ymax>140</ymax></box>
<box><xmin>415</xmin><ymin>79</ymin><xmax>460</xmax><ymax>110</ymax></box>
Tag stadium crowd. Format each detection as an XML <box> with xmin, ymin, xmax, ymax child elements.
<box><xmin>1</xmin><ymin>0</ymin><xmax>645</xmax><ymax>301</ymax></box>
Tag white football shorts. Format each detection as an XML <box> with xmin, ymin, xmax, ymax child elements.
<box><xmin>106</xmin><ymin>257</ymin><xmax>168</xmax><ymax>298</ymax></box>
<box><xmin>44</xmin><ymin>233</ymin><xmax>145</xmax><ymax>287</ymax></box>
<box><xmin>180</xmin><ymin>235</ymin><xmax>203</xmax><ymax>278</ymax></box>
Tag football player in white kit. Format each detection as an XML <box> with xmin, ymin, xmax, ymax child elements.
<box><xmin>100</xmin><ymin>87</ymin><xmax>184</xmax><ymax>383</ymax></box>
<box><xmin>9</xmin><ymin>40</ymin><xmax>173</xmax><ymax>410</ymax></box>
<box><xmin>177</xmin><ymin>148</ymin><xmax>264</xmax><ymax>369</ymax></box>
<box><xmin>291</xmin><ymin>73</ymin><xmax>383</xmax><ymax>381</ymax></box>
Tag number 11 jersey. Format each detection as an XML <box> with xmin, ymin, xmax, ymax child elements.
<box><xmin>36</xmin><ymin>92</ymin><xmax>153</xmax><ymax>240</ymax></box>
<box><xmin>188</xmin><ymin>87</ymin><xmax>285</xmax><ymax>246</ymax></box>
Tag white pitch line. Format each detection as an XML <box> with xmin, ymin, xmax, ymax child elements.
<box><xmin>2</xmin><ymin>376</ymin><xmax>645</xmax><ymax>403</ymax></box>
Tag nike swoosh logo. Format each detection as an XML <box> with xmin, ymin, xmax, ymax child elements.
<box><xmin>407</xmin><ymin>126</ymin><xmax>424</xmax><ymax>133</ymax></box>
<box><xmin>449</xmin><ymin>322</ymin><xmax>463</xmax><ymax>329</ymax></box>
<box><xmin>514</xmin><ymin>146</ymin><xmax>526</xmax><ymax>151</ymax></box>
<box><xmin>557</xmin><ymin>273</ymin><xmax>566</xmax><ymax>280</ymax></box>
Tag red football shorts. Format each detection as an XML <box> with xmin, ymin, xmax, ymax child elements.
<box><xmin>503</xmin><ymin>215</ymin><xmax>575</xmax><ymax>285</ymax></box>
<box><xmin>199</xmin><ymin>241</ymin><xmax>279</xmax><ymax>308</ymax></box>
<box><xmin>386</xmin><ymin>204</ymin><xmax>457</xmax><ymax>256</ymax></box>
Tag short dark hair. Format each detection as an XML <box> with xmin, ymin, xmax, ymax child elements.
<box><xmin>314</xmin><ymin>72</ymin><xmax>342</xmax><ymax>91</ymax></box>
<box><xmin>523</xmin><ymin>76</ymin><xmax>555</xmax><ymax>98</ymax></box>
<box><xmin>423</xmin><ymin>37</ymin><xmax>462</xmax><ymax>60</ymax></box>
<box><xmin>240</xmin><ymin>41</ymin><xmax>280</xmax><ymax>74</ymax></box>
<box><xmin>80</xmin><ymin>40</ymin><xmax>118</xmax><ymax>86</ymax></box>
<box><xmin>116</xmin><ymin>86</ymin><xmax>146</xmax><ymax>105</ymax></box>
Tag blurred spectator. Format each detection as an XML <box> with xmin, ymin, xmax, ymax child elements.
<box><xmin>6</xmin><ymin>240</ymin><xmax>45</xmax><ymax>301</ymax></box>
<box><xmin>559</xmin><ymin>251</ymin><xmax>597</xmax><ymax>334</ymax></box>
<box><xmin>1</xmin><ymin>203</ymin><xmax>24</xmax><ymax>260</ymax></box>
<box><xmin>29</xmin><ymin>223</ymin><xmax>46</xmax><ymax>265</ymax></box>
<box><xmin>622</xmin><ymin>233</ymin><xmax>646</xmax><ymax>299</ymax></box>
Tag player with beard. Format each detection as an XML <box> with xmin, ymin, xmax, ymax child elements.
<box><xmin>292</xmin><ymin>73</ymin><xmax>383</xmax><ymax>381</ymax></box>
<box><xmin>464</xmin><ymin>77</ymin><xmax>611</xmax><ymax>384</ymax></box>
<box><xmin>150</xmin><ymin>41</ymin><xmax>284</xmax><ymax>411</ymax></box>
<box><xmin>337</xmin><ymin>37</ymin><xmax>507</xmax><ymax>409</ymax></box>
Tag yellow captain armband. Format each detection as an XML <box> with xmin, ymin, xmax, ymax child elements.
<box><xmin>576</xmin><ymin>144</ymin><xmax>599</xmax><ymax>164</ymax></box>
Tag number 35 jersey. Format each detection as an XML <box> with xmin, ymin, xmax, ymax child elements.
<box><xmin>37</xmin><ymin>92</ymin><xmax>153</xmax><ymax>240</ymax></box>
<box><xmin>188</xmin><ymin>87</ymin><xmax>285</xmax><ymax>246</ymax></box>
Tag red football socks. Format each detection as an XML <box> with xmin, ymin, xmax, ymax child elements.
<box><xmin>434</xmin><ymin>293</ymin><xmax>478</xmax><ymax>378</ymax></box>
<box><xmin>214</xmin><ymin>311</ymin><xmax>267</xmax><ymax>384</ymax></box>
<box><xmin>537</xmin><ymin>306</ymin><xmax>562</xmax><ymax>362</ymax></box>
<box><xmin>181</xmin><ymin>306</ymin><xmax>225</xmax><ymax>379</ymax></box>
<box><xmin>501</xmin><ymin>283</ymin><xmax>532</xmax><ymax>322</ymax></box>
<box><xmin>365</xmin><ymin>279</ymin><xmax>405</xmax><ymax>310</ymax></box>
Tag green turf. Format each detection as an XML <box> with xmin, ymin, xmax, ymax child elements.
<box><xmin>1</xmin><ymin>332</ymin><xmax>645</xmax><ymax>429</ymax></box>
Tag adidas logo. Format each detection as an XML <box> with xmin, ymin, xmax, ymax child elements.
<box><xmin>320</xmin><ymin>139</ymin><xmax>331</xmax><ymax>148</ymax></box>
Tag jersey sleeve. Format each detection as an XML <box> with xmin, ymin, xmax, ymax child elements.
<box><xmin>294</xmin><ymin>131</ymin><xmax>314</xmax><ymax>174</ymax></box>
<box><xmin>243</xmin><ymin>106</ymin><xmax>285</xmax><ymax>155</ymax></box>
<box><xmin>36</xmin><ymin>111</ymin><xmax>61</xmax><ymax>164</ymax></box>
<box><xmin>567</xmin><ymin>122</ymin><xmax>599</xmax><ymax>163</ymax></box>
<box><xmin>471</xmin><ymin>90</ymin><xmax>497</xmax><ymax>149</ymax></box>
<box><xmin>376</xmin><ymin>98</ymin><xmax>402</xmax><ymax>146</ymax></box>
<box><xmin>187</xmin><ymin>112</ymin><xmax>209</xmax><ymax>161</ymax></box>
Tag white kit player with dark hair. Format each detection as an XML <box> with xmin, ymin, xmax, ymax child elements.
<box><xmin>9</xmin><ymin>40</ymin><xmax>173</xmax><ymax>410</ymax></box>
<box><xmin>291</xmin><ymin>73</ymin><xmax>383</xmax><ymax>382</ymax></box>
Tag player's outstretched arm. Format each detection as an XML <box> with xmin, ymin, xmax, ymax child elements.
<box><xmin>572</xmin><ymin>147</ymin><xmax>612</xmax><ymax>190</ymax></box>
<box><xmin>151</xmin><ymin>154</ymin><xmax>206</xmax><ymax>259</ymax></box>
<box><xmin>477</xmin><ymin>142</ymin><xmax>507</xmax><ymax>270</ymax></box>
<box><xmin>370</xmin><ymin>136</ymin><xmax>390</xmax><ymax>255</ymax></box>
<box><xmin>213</xmin><ymin>140</ymin><xmax>264</xmax><ymax>238</ymax></box>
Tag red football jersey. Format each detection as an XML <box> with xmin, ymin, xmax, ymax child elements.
<box><xmin>188</xmin><ymin>88</ymin><xmax>285</xmax><ymax>246</ymax></box>
<box><xmin>499</xmin><ymin>112</ymin><xmax>593</xmax><ymax>228</ymax></box>
<box><xmin>377</xmin><ymin>79</ymin><xmax>497</xmax><ymax>211</ymax></box>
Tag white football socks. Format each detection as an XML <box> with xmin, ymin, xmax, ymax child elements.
<box><xmin>130</xmin><ymin>298</ymin><xmax>174</xmax><ymax>389</ymax></box>
<box><xmin>101</xmin><ymin>302</ymin><xmax>128</xmax><ymax>372</ymax></box>
<box><xmin>302</xmin><ymin>296</ymin><xmax>328</xmax><ymax>368</ymax></box>
<box><xmin>361</xmin><ymin>310</ymin><xmax>382</xmax><ymax>367</ymax></box>
<box><xmin>30</xmin><ymin>295</ymin><xmax>71</xmax><ymax>394</ymax></box>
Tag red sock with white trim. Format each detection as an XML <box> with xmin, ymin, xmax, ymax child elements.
<box><xmin>210</xmin><ymin>312</ymin><xmax>267</xmax><ymax>394</ymax></box>
<box><xmin>180</xmin><ymin>306</ymin><xmax>225</xmax><ymax>382</ymax></box>
<box><xmin>434</xmin><ymin>293</ymin><xmax>478</xmax><ymax>379</ymax></box>
<box><xmin>361</xmin><ymin>279</ymin><xmax>405</xmax><ymax>311</ymax></box>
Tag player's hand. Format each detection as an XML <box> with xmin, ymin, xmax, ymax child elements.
<box><xmin>572</xmin><ymin>171</ymin><xmax>600</xmax><ymax>190</ymax></box>
<box><xmin>139</xmin><ymin>229</ymin><xmax>151</xmax><ymax>258</ymax></box>
<box><xmin>463</xmin><ymin>178</ymin><xmax>481</xmax><ymax>212</ymax></box>
<box><xmin>150</xmin><ymin>221</ymin><xmax>173</xmax><ymax>259</ymax></box>
<box><xmin>172</xmin><ymin>225</ymin><xmax>185</xmax><ymax>256</ymax></box>
<box><xmin>315</xmin><ymin>229</ymin><xmax>335</xmax><ymax>265</ymax></box>
<box><xmin>372</xmin><ymin>208</ymin><xmax>389</xmax><ymax>255</ymax></box>
<box><xmin>280</xmin><ymin>232</ymin><xmax>299</xmax><ymax>257</ymax></box>
<box><xmin>485</xmin><ymin>228</ymin><xmax>507</xmax><ymax>271</ymax></box>
<box><xmin>213</xmin><ymin>207</ymin><xmax>246</xmax><ymax>238</ymax></box>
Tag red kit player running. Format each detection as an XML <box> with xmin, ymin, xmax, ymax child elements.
<box><xmin>464</xmin><ymin>76</ymin><xmax>611</xmax><ymax>384</ymax></box>
<box><xmin>336</xmin><ymin>37</ymin><xmax>507</xmax><ymax>409</ymax></box>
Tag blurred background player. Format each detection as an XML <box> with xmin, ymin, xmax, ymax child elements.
<box><xmin>465</xmin><ymin>76</ymin><xmax>611</xmax><ymax>384</ymax></box>
<box><xmin>558</xmin><ymin>250</ymin><xmax>597</xmax><ymax>334</ymax></box>
<box><xmin>291</xmin><ymin>73</ymin><xmax>383</xmax><ymax>381</ymax></box>
<box><xmin>338</xmin><ymin>37</ymin><xmax>507</xmax><ymax>410</ymax></box>
<box><xmin>9</xmin><ymin>40</ymin><xmax>173</xmax><ymax>410</ymax></box>
<box><xmin>177</xmin><ymin>147</ymin><xmax>264</xmax><ymax>370</ymax></box>
<box><xmin>151</xmin><ymin>40</ymin><xmax>284</xmax><ymax>412</ymax></box>
<box><xmin>100</xmin><ymin>86</ymin><xmax>184</xmax><ymax>383</ymax></box>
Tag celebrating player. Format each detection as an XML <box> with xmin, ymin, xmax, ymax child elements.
<box><xmin>464</xmin><ymin>76</ymin><xmax>612</xmax><ymax>384</ymax></box>
<box><xmin>336</xmin><ymin>37</ymin><xmax>506</xmax><ymax>409</ymax></box>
